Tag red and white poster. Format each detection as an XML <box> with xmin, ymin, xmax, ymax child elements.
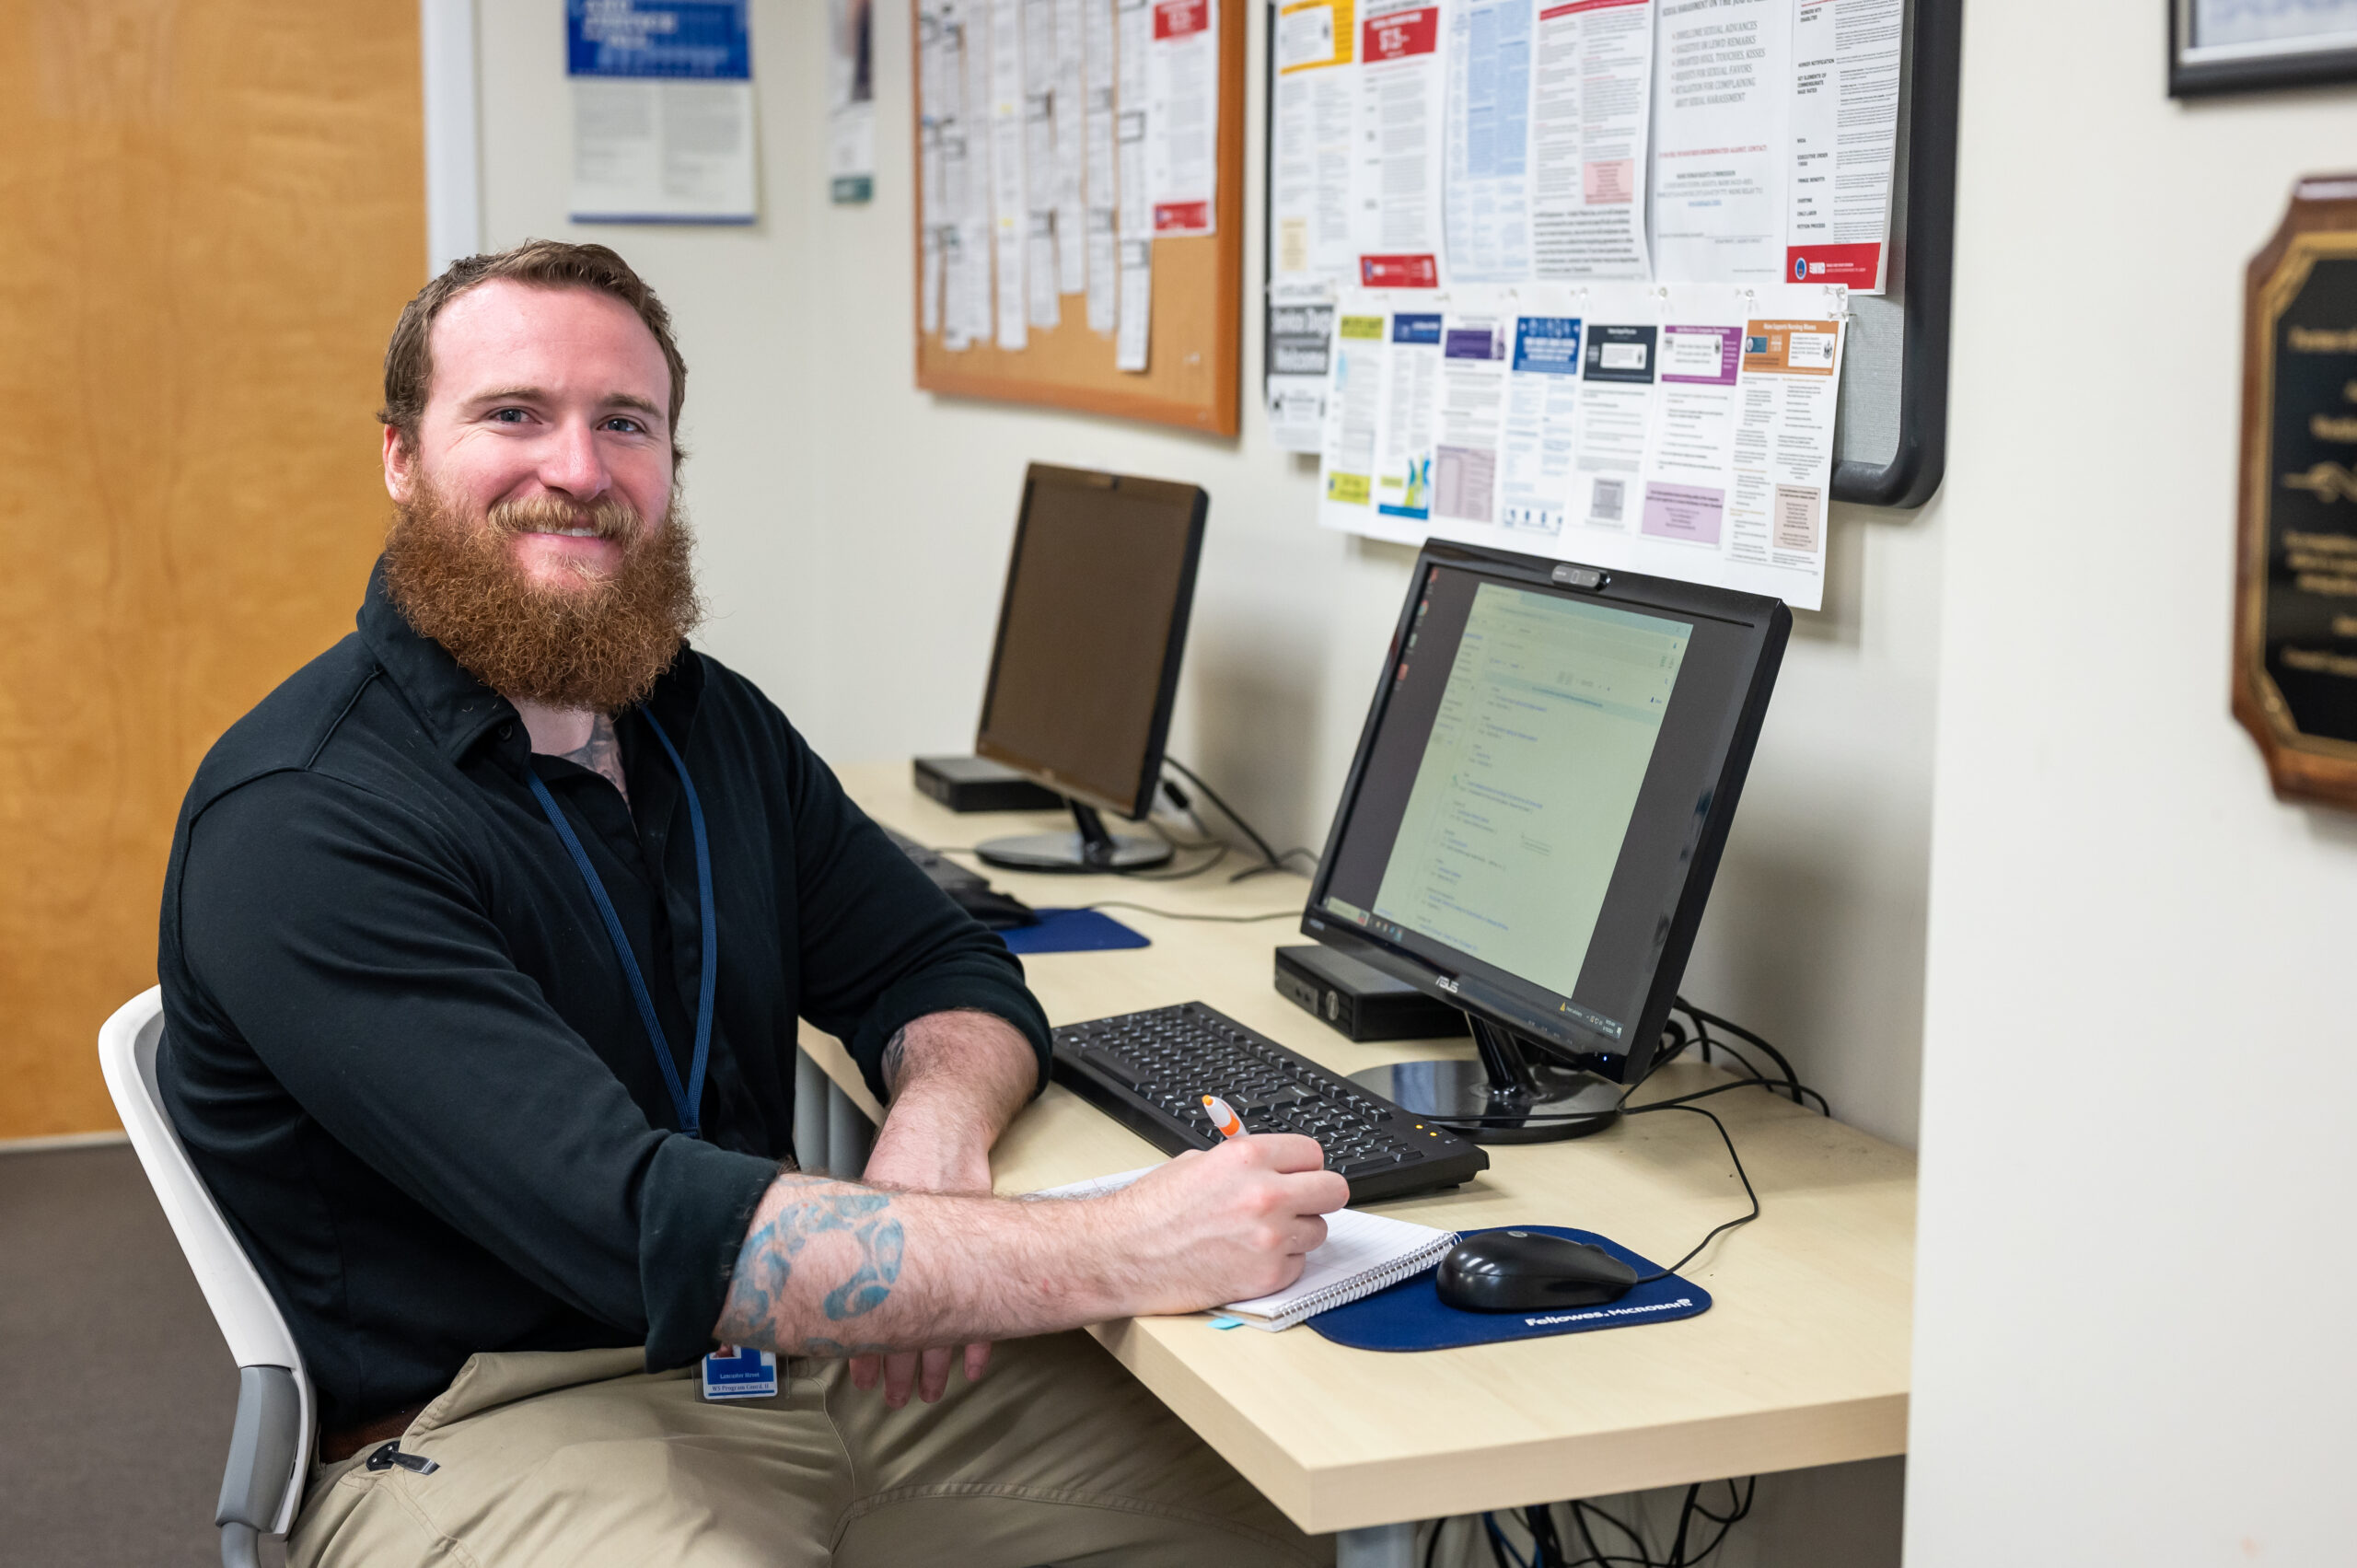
<box><xmin>1353</xmin><ymin>0</ymin><xmax>1446</xmax><ymax>287</ymax></box>
<box><xmin>1147</xmin><ymin>0</ymin><xmax>1218</xmax><ymax>235</ymax></box>
<box><xmin>1785</xmin><ymin>0</ymin><xmax>1900</xmax><ymax>293</ymax></box>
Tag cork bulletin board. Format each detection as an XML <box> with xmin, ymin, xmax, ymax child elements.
<box><xmin>911</xmin><ymin>1</ymin><xmax>1246</xmax><ymax>435</ymax></box>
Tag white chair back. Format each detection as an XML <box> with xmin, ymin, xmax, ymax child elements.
<box><xmin>98</xmin><ymin>987</ymin><xmax>313</xmax><ymax>1539</ymax></box>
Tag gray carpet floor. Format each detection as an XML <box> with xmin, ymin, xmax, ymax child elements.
<box><xmin>0</xmin><ymin>1143</ymin><xmax>281</xmax><ymax>1566</ymax></box>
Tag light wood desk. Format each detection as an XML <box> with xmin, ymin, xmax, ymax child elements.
<box><xmin>802</xmin><ymin>764</ymin><xmax>1915</xmax><ymax>1547</ymax></box>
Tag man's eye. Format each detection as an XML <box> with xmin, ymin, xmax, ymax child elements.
<box><xmin>490</xmin><ymin>408</ymin><xmax>529</xmax><ymax>424</ymax></box>
<box><xmin>602</xmin><ymin>416</ymin><xmax>646</xmax><ymax>435</ymax></box>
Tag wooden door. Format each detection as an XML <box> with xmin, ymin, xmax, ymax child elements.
<box><xmin>0</xmin><ymin>3</ymin><xmax>424</xmax><ymax>1137</ymax></box>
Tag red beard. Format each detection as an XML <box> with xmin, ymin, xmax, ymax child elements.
<box><xmin>382</xmin><ymin>482</ymin><xmax>703</xmax><ymax>714</ymax></box>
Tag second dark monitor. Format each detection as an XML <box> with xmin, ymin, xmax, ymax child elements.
<box><xmin>973</xmin><ymin>463</ymin><xmax>1207</xmax><ymax>872</ymax></box>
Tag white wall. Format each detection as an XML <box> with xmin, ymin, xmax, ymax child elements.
<box><xmin>1907</xmin><ymin>6</ymin><xmax>2357</xmax><ymax>1566</ymax></box>
<box><xmin>471</xmin><ymin>3</ymin><xmax>1932</xmax><ymax>1558</ymax></box>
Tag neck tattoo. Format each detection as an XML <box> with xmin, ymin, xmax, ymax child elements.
<box><xmin>560</xmin><ymin>714</ymin><xmax>630</xmax><ymax>804</ymax></box>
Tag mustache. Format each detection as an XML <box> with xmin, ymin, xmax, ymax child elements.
<box><xmin>486</xmin><ymin>493</ymin><xmax>643</xmax><ymax>542</ymax></box>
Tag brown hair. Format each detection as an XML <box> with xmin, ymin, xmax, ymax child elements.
<box><xmin>377</xmin><ymin>239</ymin><xmax>688</xmax><ymax>460</ymax></box>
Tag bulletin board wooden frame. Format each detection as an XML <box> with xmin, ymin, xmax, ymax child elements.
<box><xmin>911</xmin><ymin>1</ymin><xmax>1246</xmax><ymax>436</ymax></box>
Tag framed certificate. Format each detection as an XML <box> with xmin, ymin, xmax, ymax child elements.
<box><xmin>2172</xmin><ymin>0</ymin><xmax>2357</xmax><ymax>98</ymax></box>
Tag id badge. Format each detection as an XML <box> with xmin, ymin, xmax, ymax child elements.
<box><xmin>701</xmin><ymin>1344</ymin><xmax>779</xmax><ymax>1400</ymax></box>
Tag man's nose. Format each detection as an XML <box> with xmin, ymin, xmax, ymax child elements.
<box><xmin>537</xmin><ymin>417</ymin><xmax>609</xmax><ymax>500</ymax></box>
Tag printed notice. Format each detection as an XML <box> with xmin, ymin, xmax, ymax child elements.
<box><xmin>919</xmin><ymin>1</ymin><xmax>948</xmax><ymax>331</ymax></box>
<box><xmin>1638</xmin><ymin>295</ymin><xmax>1746</xmax><ymax>552</ymax></box>
<box><xmin>991</xmin><ymin>0</ymin><xmax>1031</xmax><ymax>348</ymax></box>
<box><xmin>1499</xmin><ymin>304</ymin><xmax>1583</xmax><ymax>536</ymax></box>
<box><xmin>1443</xmin><ymin>0</ymin><xmax>1532</xmax><ymax>283</ymax></box>
<box><xmin>1148</xmin><ymin>0</ymin><xmax>1220</xmax><ymax>235</ymax></box>
<box><xmin>1054</xmin><ymin>0</ymin><xmax>1088</xmax><ymax>291</ymax></box>
<box><xmin>1271</xmin><ymin>0</ymin><xmax>1357</xmax><ymax>283</ymax></box>
<box><xmin>1084</xmin><ymin>0</ymin><xmax>1120</xmax><ymax>330</ymax></box>
<box><xmin>1570</xmin><ymin>300</ymin><xmax>1657</xmax><ymax>532</ymax></box>
<box><xmin>1434</xmin><ymin>303</ymin><xmax>1510</xmax><ymax>525</ymax></box>
<box><xmin>1726</xmin><ymin>310</ymin><xmax>1844</xmax><ymax>608</ymax></box>
<box><xmin>954</xmin><ymin>0</ymin><xmax>999</xmax><ymax>348</ymax></box>
<box><xmin>1650</xmin><ymin>0</ymin><xmax>1790</xmax><ymax>283</ymax></box>
<box><xmin>1024</xmin><ymin>0</ymin><xmax>1062</xmax><ymax>326</ymax></box>
<box><xmin>1529</xmin><ymin>0</ymin><xmax>1652</xmax><ymax>280</ymax></box>
<box><xmin>568</xmin><ymin>0</ymin><xmax>758</xmax><ymax>225</ymax></box>
<box><xmin>1376</xmin><ymin>310</ymin><xmax>1445</xmax><ymax>524</ymax></box>
<box><xmin>1269</xmin><ymin>281</ymin><xmax>1339</xmax><ymax>453</ymax></box>
<box><xmin>1115</xmin><ymin>0</ymin><xmax>1154</xmax><ymax>368</ymax></box>
<box><xmin>830</xmin><ymin>0</ymin><xmax>877</xmax><ymax>203</ymax></box>
<box><xmin>1320</xmin><ymin>304</ymin><xmax>1390</xmax><ymax>528</ymax></box>
<box><xmin>1355</xmin><ymin>0</ymin><xmax>1446</xmax><ymax>288</ymax></box>
<box><xmin>1786</xmin><ymin>0</ymin><xmax>1900</xmax><ymax>293</ymax></box>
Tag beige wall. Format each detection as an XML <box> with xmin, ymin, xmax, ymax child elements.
<box><xmin>1909</xmin><ymin>6</ymin><xmax>2357</xmax><ymax>1563</ymax></box>
<box><xmin>0</xmin><ymin>2</ymin><xmax>424</xmax><ymax>1139</ymax></box>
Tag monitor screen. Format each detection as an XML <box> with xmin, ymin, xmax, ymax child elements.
<box><xmin>975</xmin><ymin>465</ymin><xmax>1207</xmax><ymax>819</ymax></box>
<box><xmin>1307</xmin><ymin>548</ymin><xmax>1786</xmax><ymax>1077</ymax></box>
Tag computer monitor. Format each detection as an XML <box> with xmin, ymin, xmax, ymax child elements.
<box><xmin>972</xmin><ymin>463</ymin><xmax>1208</xmax><ymax>873</ymax></box>
<box><xmin>1302</xmin><ymin>543</ymin><xmax>1789</xmax><ymax>1142</ymax></box>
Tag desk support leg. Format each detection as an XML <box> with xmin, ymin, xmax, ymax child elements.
<box><xmin>1336</xmin><ymin>1522</ymin><xmax>1418</xmax><ymax>1568</ymax></box>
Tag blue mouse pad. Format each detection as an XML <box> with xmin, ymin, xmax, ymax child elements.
<box><xmin>997</xmin><ymin>908</ymin><xmax>1150</xmax><ymax>955</ymax></box>
<box><xmin>1306</xmin><ymin>1226</ymin><xmax>1711</xmax><ymax>1352</ymax></box>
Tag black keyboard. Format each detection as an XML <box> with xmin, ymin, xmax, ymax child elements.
<box><xmin>1050</xmin><ymin>1002</ymin><xmax>1489</xmax><ymax>1203</ymax></box>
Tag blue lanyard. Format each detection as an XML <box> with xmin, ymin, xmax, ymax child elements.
<box><xmin>524</xmin><ymin>708</ymin><xmax>717</xmax><ymax>1139</ymax></box>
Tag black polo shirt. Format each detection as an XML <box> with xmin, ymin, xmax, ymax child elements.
<box><xmin>157</xmin><ymin>563</ymin><xmax>1051</xmax><ymax>1432</ymax></box>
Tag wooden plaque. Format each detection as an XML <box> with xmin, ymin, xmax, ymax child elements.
<box><xmin>2234</xmin><ymin>176</ymin><xmax>2357</xmax><ymax>810</ymax></box>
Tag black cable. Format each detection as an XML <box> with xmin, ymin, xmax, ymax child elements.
<box><xmin>1570</xmin><ymin>1498</ymin><xmax>1653</xmax><ymax>1566</ymax></box>
<box><xmin>1483</xmin><ymin>1514</ymin><xmax>1530</xmax><ymax>1568</ymax></box>
<box><xmin>1620</xmin><ymin>1103</ymin><xmax>1759</xmax><ymax>1283</ymax></box>
<box><xmin>1077</xmin><ymin>900</ymin><xmax>1302</xmax><ymax>923</ymax></box>
<box><xmin>1424</xmin><ymin>1516</ymin><xmax>1446</xmax><ymax>1568</ymax></box>
<box><xmin>1225</xmin><ymin>846</ymin><xmax>1317</xmax><ymax>884</ymax></box>
<box><xmin>1162</xmin><ymin>758</ymin><xmax>1286</xmax><ymax>868</ymax></box>
<box><xmin>1118</xmin><ymin>838</ymin><xmax>1230</xmax><ymax>881</ymax></box>
<box><xmin>1664</xmin><ymin>1486</ymin><xmax>1700</xmax><ymax>1566</ymax></box>
<box><xmin>1672</xmin><ymin>999</ymin><xmax>1827</xmax><ymax>1114</ymax></box>
<box><xmin>1525</xmin><ymin>1504</ymin><xmax>1567</xmax><ymax>1567</ymax></box>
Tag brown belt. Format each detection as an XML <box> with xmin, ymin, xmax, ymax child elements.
<box><xmin>321</xmin><ymin>1403</ymin><xmax>429</xmax><ymax>1464</ymax></box>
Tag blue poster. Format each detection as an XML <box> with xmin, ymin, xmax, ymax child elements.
<box><xmin>568</xmin><ymin>1</ymin><xmax>751</xmax><ymax>79</ymax></box>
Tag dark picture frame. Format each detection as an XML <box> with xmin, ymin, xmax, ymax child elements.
<box><xmin>2171</xmin><ymin>0</ymin><xmax>2357</xmax><ymax>99</ymax></box>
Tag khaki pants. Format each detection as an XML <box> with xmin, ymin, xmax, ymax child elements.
<box><xmin>290</xmin><ymin>1331</ymin><xmax>1330</xmax><ymax>1567</ymax></box>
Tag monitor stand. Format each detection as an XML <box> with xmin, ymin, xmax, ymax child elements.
<box><xmin>974</xmin><ymin>800</ymin><xmax>1173</xmax><ymax>873</ymax></box>
<box><xmin>1348</xmin><ymin>1016</ymin><xmax>1623</xmax><ymax>1144</ymax></box>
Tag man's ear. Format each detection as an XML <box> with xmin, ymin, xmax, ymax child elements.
<box><xmin>382</xmin><ymin>424</ymin><xmax>415</xmax><ymax>503</ymax></box>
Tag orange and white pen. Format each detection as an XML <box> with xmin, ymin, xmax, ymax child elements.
<box><xmin>1201</xmin><ymin>1094</ymin><xmax>1245</xmax><ymax>1139</ymax></box>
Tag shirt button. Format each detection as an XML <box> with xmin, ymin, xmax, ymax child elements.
<box><xmin>498</xmin><ymin>723</ymin><xmax>514</xmax><ymax>740</ymax></box>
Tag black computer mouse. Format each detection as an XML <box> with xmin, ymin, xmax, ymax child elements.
<box><xmin>1435</xmin><ymin>1229</ymin><xmax>1641</xmax><ymax>1313</ymax></box>
<box><xmin>951</xmin><ymin>885</ymin><xmax>1039</xmax><ymax>931</ymax></box>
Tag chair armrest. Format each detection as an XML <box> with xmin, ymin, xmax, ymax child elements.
<box><xmin>216</xmin><ymin>1365</ymin><xmax>303</xmax><ymax>1563</ymax></box>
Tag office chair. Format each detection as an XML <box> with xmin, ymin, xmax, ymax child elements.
<box><xmin>98</xmin><ymin>988</ymin><xmax>312</xmax><ymax>1568</ymax></box>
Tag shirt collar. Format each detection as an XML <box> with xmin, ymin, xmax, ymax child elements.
<box><xmin>356</xmin><ymin>557</ymin><xmax>705</xmax><ymax>766</ymax></box>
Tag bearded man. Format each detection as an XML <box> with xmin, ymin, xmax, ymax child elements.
<box><xmin>157</xmin><ymin>240</ymin><xmax>1341</xmax><ymax>1568</ymax></box>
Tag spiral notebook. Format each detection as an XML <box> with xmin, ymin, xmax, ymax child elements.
<box><xmin>1034</xmin><ymin>1167</ymin><xmax>1458</xmax><ymax>1331</ymax></box>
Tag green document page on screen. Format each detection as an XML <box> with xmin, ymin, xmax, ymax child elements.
<box><xmin>1372</xmin><ymin>584</ymin><xmax>1691</xmax><ymax>995</ymax></box>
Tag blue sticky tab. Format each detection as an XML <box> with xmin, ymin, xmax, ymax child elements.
<box><xmin>1208</xmin><ymin>1315</ymin><xmax>1245</xmax><ymax>1330</ymax></box>
<box><xmin>700</xmin><ymin>1344</ymin><xmax>779</xmax><ymax>1400</ymax></box>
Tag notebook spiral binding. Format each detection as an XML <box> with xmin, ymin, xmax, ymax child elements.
<box><xmin>1262</xmin><ymin>1233</ymin><xmax>1458</xmax><ymax>1329</ymax></box>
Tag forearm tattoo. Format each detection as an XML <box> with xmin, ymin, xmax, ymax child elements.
<box><xmin>719</xmin><ymin>1179</ymin><xmax>909</xmax><ymax>1353</ymax></box>
<box><xmin>561</xmin><ymin>714</ymin><xmax>630</xmax><ymax>803</ymax></box>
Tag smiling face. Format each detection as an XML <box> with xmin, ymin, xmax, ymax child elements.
<box><xmin>383</xmin><ymin>278</ymin><xmax>677</xmax><ymax>585</ymax></box>
<box><xmin>377</xmin><ymin>278</ymin><xmax>702</xmax><ymax>713</ymax></box>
